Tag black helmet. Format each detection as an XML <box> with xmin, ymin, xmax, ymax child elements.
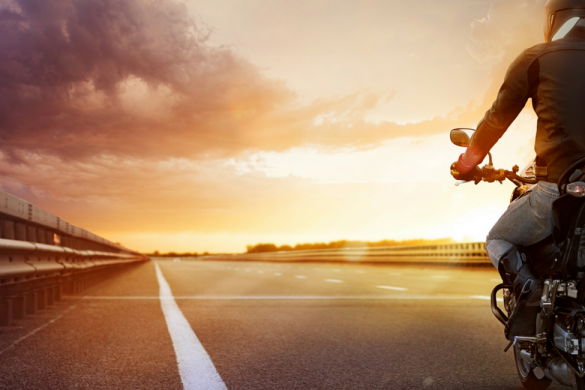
<box><xmin>544</xmin><ymin>0</ymin><xmax>585</xmax><ymax>42</ymax></box>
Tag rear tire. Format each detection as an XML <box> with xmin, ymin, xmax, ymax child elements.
<box><xmin>514</xmin><ymin>346</ymin><xmax>551</xmax><ymax>390</ymax></box>
<box><xmin>576</xmin><ymin>376</ymin><xmax>585</xmax><ymax>390</ymax></box>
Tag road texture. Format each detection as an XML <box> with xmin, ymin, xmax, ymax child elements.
<box><xmin>0</xmin><ymin>259</ymin><xmax>575</xmax><ymax>389</ymax></box>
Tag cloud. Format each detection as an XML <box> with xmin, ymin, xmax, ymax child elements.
<box><xmin>467</xmin><ymin>0</ymin><xmax>546</xmax><ymax>101</ymax></box>
<box><xmin>0</xmin><ymin>0</ymin><xmax>553</xmax><ymax>252</ymax></box>
<box><xmin>0</xmin><ymin>0</ymin><xmax>294</xmax><ymax>161</ymax></box>
<box><xmin>0</xmin><ymin>0</ymin><xmax>545</xmax><ymax>165</ymax></box>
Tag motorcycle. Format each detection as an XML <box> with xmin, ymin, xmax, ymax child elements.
<box><xmin>451</xmin><ymin>128</ymin><xmax>585</xmax><ymax>389</ymax></box>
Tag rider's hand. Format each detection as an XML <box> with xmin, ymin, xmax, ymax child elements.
<box><xmin>450</xmin><ymin>161</ymin><xmax>481</xmax><ymax>181</ymax></box>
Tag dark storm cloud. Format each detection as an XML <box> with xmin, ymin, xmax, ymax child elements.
<box><xmin>0</xmin><ymin>0</ymin><xmax>293</xmax><ymax>160</ymax></box>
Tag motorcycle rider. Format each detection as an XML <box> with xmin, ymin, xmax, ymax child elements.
<box><xmin>451</xmin><ymin>0</ymin><xmax>585</xmax><ymax>339</ymax></box>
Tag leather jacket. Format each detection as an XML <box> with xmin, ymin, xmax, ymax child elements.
<box><xmin>458</xmin><ymin>29</ymin><xmax>585</xmax><ymax>182</ymax></box>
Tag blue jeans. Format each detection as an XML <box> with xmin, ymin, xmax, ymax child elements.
<box><xmin>485</xmin><ymin>181</ymin><xmax>560</xmax><ymax>268</ymax></box>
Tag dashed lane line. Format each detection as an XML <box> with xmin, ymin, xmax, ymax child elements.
<box><xmin>274</xmin><ymin>272</ymin><xmax>282</xmax><ymax>276</ymax></box>
<box><xmin>324</xmin><ymin>279</ymin><xmax>343</xmax><ymax>283</ymax></box>
<box><xmin>295</xmin><ymin>275</ymin><xmax>307</xmax><ymax>279</ymax></box>
<box><xmin>377</xmin><ymin>285</ymin><xmax>408</xmax><ymax>291</ymax></box>
<box><xmin>155</xmin><ymin>262</ymin><xmax>227</xmax><ymax>390</ymax></box>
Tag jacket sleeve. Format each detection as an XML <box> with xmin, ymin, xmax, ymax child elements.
<box><xmin>457</xmin><ymin>51</ymin><xmax>531</xmax><ymax>173</ymax></box>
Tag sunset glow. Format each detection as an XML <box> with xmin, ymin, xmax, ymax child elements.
<box><xmin>0</xmin><ymin>0</ymin><xmax>548</xmax><ymax>253</ymax></box>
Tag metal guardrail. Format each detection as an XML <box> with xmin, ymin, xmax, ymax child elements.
<box><xmin>210</xmin><ymin>242</ymin><xmax>491</xmax><ymax>266</ymax></box>
<box><xmin>0</xmin><ymin>190</ymin><xmax>147</xmax><ymax>326</ymax></box>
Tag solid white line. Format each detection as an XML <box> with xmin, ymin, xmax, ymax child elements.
<box><xmin>377</xmin><ymin>285</ymin><xmax>408</xmax><ymax>291</ymax></box>
<box><xmin>295</xmin><ymin>275</ymin><xmax>307</xmax><ymax>279</ymax></box>
<box><xmin>257</xmin><ymin>271</ymin><xmax>264</xmax><ymax>274</ymax></box>
<box><xmin>154</xmin><ymin>262</ymin><xmax>227</xmax><ymax>390</ymax></box>
<box><xmin>324</xmin><ymin>279</ymin><xmax>343</xmax><ymax>283</ymax></box>
<box><xmin>274</xmin><ymin>272</ymin><xmax>282</xmax><ymax>276</ymax></box>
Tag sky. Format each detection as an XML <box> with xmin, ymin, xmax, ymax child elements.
<box><xmin>0</xmin><ymin>0</ymin><xmax>549</xmax><ymax>253</ymax></box>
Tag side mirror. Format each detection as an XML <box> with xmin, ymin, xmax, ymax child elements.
<box><xmin>450</xmin><ymin>128</ymin><xmax>475</xmax><ymax>147</ymax></box>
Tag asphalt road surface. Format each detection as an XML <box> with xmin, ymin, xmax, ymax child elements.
<box><xmin>0</xmin><ymin>260</ymin><xmax>576</xmax><ymax>389</ymax></box>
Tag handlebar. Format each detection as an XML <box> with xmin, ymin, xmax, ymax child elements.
<box><xmin>454</xmin><ymin>164</ymin><xmax>539</xmax><ymax>187</ymax></box>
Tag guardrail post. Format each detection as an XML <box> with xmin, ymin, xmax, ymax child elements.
<box><xmin>54</xmin><ymin>285</ymin><xmax>62</xmax><ymax>302</ymax></box>
<box><xmin>11</xmin><ymin>295</ymin><xmax>25</xmax><ymax>320</ymax></box>
<box><xmin>36</xmin><ymin>289</ymin><xmax>46</xmax><ymax>310</ymax></box>
<box><xmin>25</xmin><ymin>292</ymin><xmax>36</xmax><ymax>315</ymax></box>
<box><xmin>63</xmin><ymin>280</ymin><xmax>74</xmax><ymax>296</ymax></box>
<box><xmin>46</xmin><ymin>287</ymin><xmax>54</xmax><ymax>306</ymax></box>
<box><xmin>0</xmin><ymin>299</ymin><xmax>12</xmax><ymax>326</ymax></box>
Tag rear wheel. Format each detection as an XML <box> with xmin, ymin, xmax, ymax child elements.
<box><xmin>514</xmin><ymin>346</ymin><xmax>551</xmax><ymax>390</ymax></box>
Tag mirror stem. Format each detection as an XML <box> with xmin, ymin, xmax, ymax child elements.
<box><xmin>488</xmin><ymin>152</ymin><xmax>493</xmax><ymax>167</ymax></box>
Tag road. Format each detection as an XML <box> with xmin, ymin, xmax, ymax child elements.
<box><xmin>0</xmin><ymin>260</ymin><xmax>575</xmax><ymax>389</ymax></box>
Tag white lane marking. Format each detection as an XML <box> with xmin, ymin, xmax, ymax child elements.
<box><xmin>295</xmin><ymin>275</ymin><xmax>307</xmax><ymax>279</ymax></box>
<box><xmin>154</xmin><ymin>262</ymin><xmax>227</xmax><ymax>390</ymax></box>
<box><xmin>0</xmin><ymin>298</ymin><xmax>85</xmax><ymax>357</ymax></box>
<box><xmin>333</xmin><ymin>269</ymin><xmax>341</xmax><ymax>272</ymax></box>
<box><xmin>257</xmin><ymin>271</ymin><xmax>264</xmax><ymax>274</ymax></box>
<box><xmin>274</xmin><ymin>272</ymin><xmax>282</xmax><ymax>276</ymax></box>
<box><xmin>431</xmin><ymin>275</ymin><xmax>450</xmax><ymax>279</ymax></box>
<box><xmin>245</xmin><ymin>269</ymin><xmax>250</xmax><ymax>272</ymax></box>
<box><xmin>377</xmin><ymin>285</ymin><xmax>408</xmax><ymax>291</ymax></box>
<box><xmin>324</xmin><ymin>279</ymin><xmax>343</xmax><ymax>283</ymax></box>
<box><xmin>470</xmin><ymin>295</ymin><xmax>504</xmax><ymax>303</ymax></box>
<box><xmin>86</xmin><ymin>295</ymin><xmax>488</xmax><ymax>300</ymax></box>
<box><xmin>388</xmin><ymin>273</ymin><xmax>402</xmax><ymax>276</ymax></box>
<box><xmin>356</xmin><ymin>270</ymin><xmax>366</xmax><ymax>274</ymax></box>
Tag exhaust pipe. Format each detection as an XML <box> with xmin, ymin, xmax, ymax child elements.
<box><xmin>544</xmin><ymin>357</ymin><xmax>575</xmax><ymax>386</ymax></box>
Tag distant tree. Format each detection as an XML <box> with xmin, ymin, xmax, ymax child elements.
<box><xmin>244</xmin><ymin>238</ymin><xmax>456</xmax><ymax>254</ymax></box>
<box><xmin>153</xmin><ymin>250</ymin><xmax>160</xmax><ymax>256</ymax></box>
<box><xmin>246</xmin><ymin>243</ymin><xmax>278</xmax><ymax>253</ymax></box>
